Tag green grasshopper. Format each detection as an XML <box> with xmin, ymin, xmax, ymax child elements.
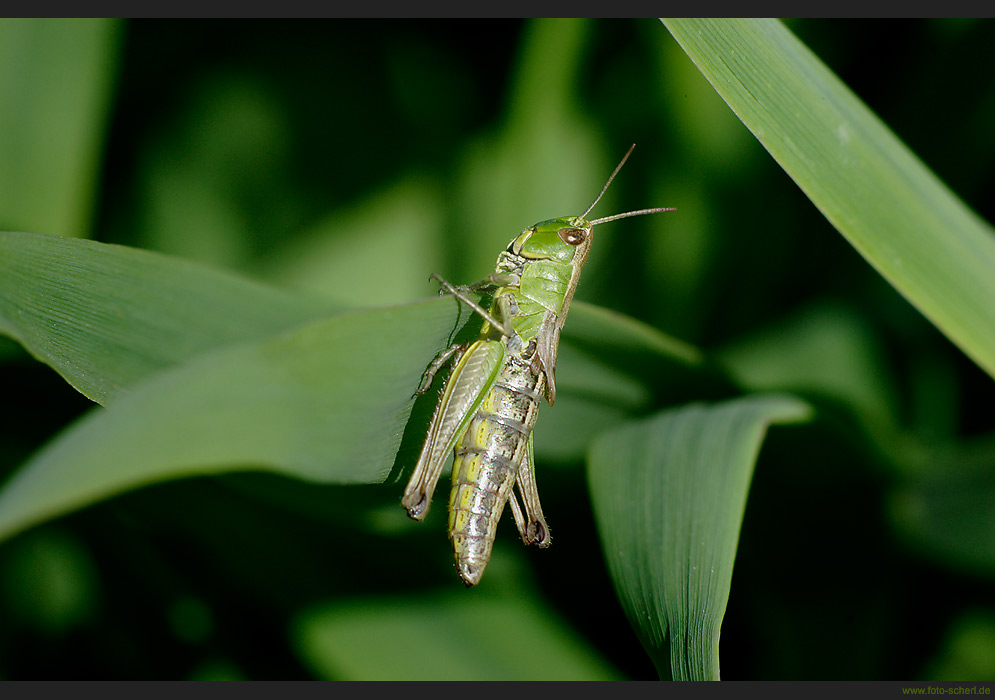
<box><xmin>402</xmin><ymin>144</ymin><xmax>673</xmax><ymax>586</ymax></box>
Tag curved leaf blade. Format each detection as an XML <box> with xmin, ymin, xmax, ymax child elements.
<box><xmin>587</xmin><ymin>394</ymin><xmax>813</xmax><ymax>679</ymax></box>
<box><xmin>0</xmin><ymin>298</ymin><xmax>464</xmax><ymax>544</ymax></box>
<box><xmin>662</xmin><ymin>18</ymin><xmax>995</xmax><ymax>380</ymax></box>
<box><xmin>0</xmin><ymin>231</ymin><xmax>333</xmax><ymax>404</ymax></box>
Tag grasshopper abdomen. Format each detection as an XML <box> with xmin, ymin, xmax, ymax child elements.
<box><xmin>448</xmin><ymin>344</ymin><xmax>546</xmax><ymax>586</ymax></box>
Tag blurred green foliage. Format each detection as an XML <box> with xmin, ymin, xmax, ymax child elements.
<box><xmin>0</xmin><ymin>18</ymin><xmax>993</xmax><ymax>680</ymax></box>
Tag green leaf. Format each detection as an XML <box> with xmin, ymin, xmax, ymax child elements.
<box><xmin>662</xmin><ymin>18</ymin><xmax>995</xmax><ymax>381</ymax></box>
<box><xmin>0</xmin><ymin>297</ymin><xmax>465</xmax><ymax>544</ymax></box>
<box><xmin>587</xmin><ymin>394</ymin><xmax>813</xmax><ymax>679</ymax></box>
<box><xmin>0</xmin><ymin>19</ymin><xmax>121</xmax><ymax>238</ymax></box>
<box><xmin>0</xmin><ymin>231</ymin><xmax>333</xmax><ymax>404</ymax></box>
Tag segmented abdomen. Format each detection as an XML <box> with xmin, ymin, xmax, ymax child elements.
<box><xmin>448</xmin><ymin>348</ymin><xmax>544</xmax><ymax>586</ymax></box>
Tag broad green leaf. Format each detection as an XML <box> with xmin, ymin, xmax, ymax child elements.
<box><xmin>662</xmin><ymin>19</ymin><xmax>995</xmax><ymax>381</ymax></box>
<box><xmin>532</xmin><ymin>341</ymin><xmax>650</xmax><ymax>464</ymax></box>
<box><xmin>0</xmin><ymin>297</ymin><xmax>465</xmax><ymax>544</ymax></box>
<box><xmin>0</xmin><ymin>19</ymin><xmax>120</xmax><ymax>238</ymax></box>
<box><xmin>587</xmin><ymin>394</ymin><xmax>813</xmax><ymax>679</ymax></box>
<box><xmin>0</xmin><ymin>231</ymin><xmax>333</xmax><ymax>404</ymax></box>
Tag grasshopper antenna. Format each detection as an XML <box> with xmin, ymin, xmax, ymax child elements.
<box><xmin>583</xmin><ymin>144</ymin><xmax>676</xmax><ymax>225</ymax></box>
<box><xmin>581</xmin><ymin>144</ymin><xmax>636</xmax><ymax>219</ymax></box>
<box><xmin>590</xmin><ymin>206</ymin><xmax>675</xmax><ymax>226</ymax></box>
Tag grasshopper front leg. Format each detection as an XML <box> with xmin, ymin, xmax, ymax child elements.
<box><xmin>417</xmin><ymin>268</ymin><xmax>518</xmax><ymax>395</ymax></box>
<box><xmin>435</xmin><ymin>267</ymin><xmax>519</xmax><ymax>297</ymax></box>
<box><xmin>430</xmin><ymin>273</ymin><xmax>515</xmax><ymax>337</ymax></box>
<box><xmin>462</xmin><ymin>271</ymin><xmax>519</xmax><ymax>293</ymax></box>
<box><xmin>417</xmin><ymin>342</ymin><xmax>466</xmax><ymax>395</ymax></box>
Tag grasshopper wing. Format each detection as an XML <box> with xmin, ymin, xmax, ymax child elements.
<box><xmin>402</xmin><ymin>338</ymin><xmax>505</xmax><ymax>520</ymax></box>
<box><xmin>534</xmin><ymin>310</ymin><xmax>561</xmax><ymax>405</ymax></box>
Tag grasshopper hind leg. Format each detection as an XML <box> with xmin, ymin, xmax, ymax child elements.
<box><xmin>403</xmin><ymin>339</ymin><xmax>506</xmax><ymax>522</ymax></box>
<box><xmin>508</xmin><ymin>489</ymin><xmax>548</xmax><ymax>548</ymax></box>
<box><xmin>510</xmin><ymin>432</ymin><xmax>551</xmax><ymax>548</ymax></box>
<box><xmin>404</xmin><ymin>344</ymin><xmax>467</xmax><ymax>518</ymax></box>
<box><xmin>405</xmin><ymin>338</ymin><xmax>470</xmax><ymax>515</ymax></box>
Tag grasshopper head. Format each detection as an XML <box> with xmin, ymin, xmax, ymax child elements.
<box><xmin>506</xmin><ymin>145</ymin><xmax>674</xmax><ymax>265</ymax></box>
<box><xmin>510</xmin><ymin>216</ymin><xmax>594</xmax><ymax>264</ymax></box>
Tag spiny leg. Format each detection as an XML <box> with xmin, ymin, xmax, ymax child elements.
<box><xmin>461</xmin><ymin>271</ymin><xmax>519</xmax><ymax>292</ymax></box>
<box><xmin>513</xmin><ymin>432</ymin><xmax>551</xmax><ymax>547</ymax></box>
<box><xmin>417</xmin><ymin>342</ymin><xmax>466</xmax><ymax>394</ymax></box>
<box><xmin>404</xmin><ymin>339</ymin><xmax>506</xmax><ymax>521</ymax></box>
<box><xmin>401</xmin><ymin>381</ymin><xmax>451</xmax><ymax>519</ymax></box>
<box><xmin>508</xmin><ymin>489</ymin><xmax>528</xmax><ymax>541</ymax></box>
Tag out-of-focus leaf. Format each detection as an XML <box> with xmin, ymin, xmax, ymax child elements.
<box><xmin>295</xmin><ymin>584</ymin><xmax>622</xmax><ymax>680</ymax></box>
<box><xmin>0</xmin><ymin>19</ymin><xmax>120</xmax><ymax>238</ymax></box>
<box><xmin>453</xmin><ymin>19</ymin><xmax>612</xmax><ymax>284</ymax></box>
<box><xmin>922</xmin><ymin>610</ymin><xmax>995</xmax><ymax>681</ymax></box>
<box><xmin>662</xmin><ymin>18</ymin><xmax>995</xmax><ymax>381</ymax></box>
<box><xmin>588</xmin><ymin>394</ymin><xmax>813</xmax><ymax>679</ymax></box>
<box><xmin>135</xmin><ymin>72</ymin><xmax>293</xmax><ymax>269</ymax></box>
<box><xmin>0</xmin><ymin>527</ymin><xmax>99</xmax><ymax>636</ymax></box>
<box><xmin>0</xmin><ymin>231</ymin><xmax>333</xmax><ymax>404</ymax></box>
<box><xmin>889</xmin><ymin>436</ymin><xmax>995</xmax><ymax>578</ymax></box>
<box><xmin>567</xmin><ymin>301</ymin><xmax>703</xmax><ymax>368</ymax></box>
<box><xmin>716</xmin><ymin>302</ymin><xmax>900</xmax><ymax>429</ymax></box>
<box><xmin>258</xmin><ymin>174</ymin><xmax>445</xmax><ymax>307</ymax></box>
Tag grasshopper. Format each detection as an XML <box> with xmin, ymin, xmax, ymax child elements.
<box><xmin>402</xmin><ymin>144</ymin><xmax>673</xmax><ymax>586</ymax></box>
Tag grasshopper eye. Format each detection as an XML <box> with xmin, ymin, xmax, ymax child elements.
<box><xmin>557</xmin><ymin>227</ymin><xmax>587</xmax><ymax>246</ymax></box>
